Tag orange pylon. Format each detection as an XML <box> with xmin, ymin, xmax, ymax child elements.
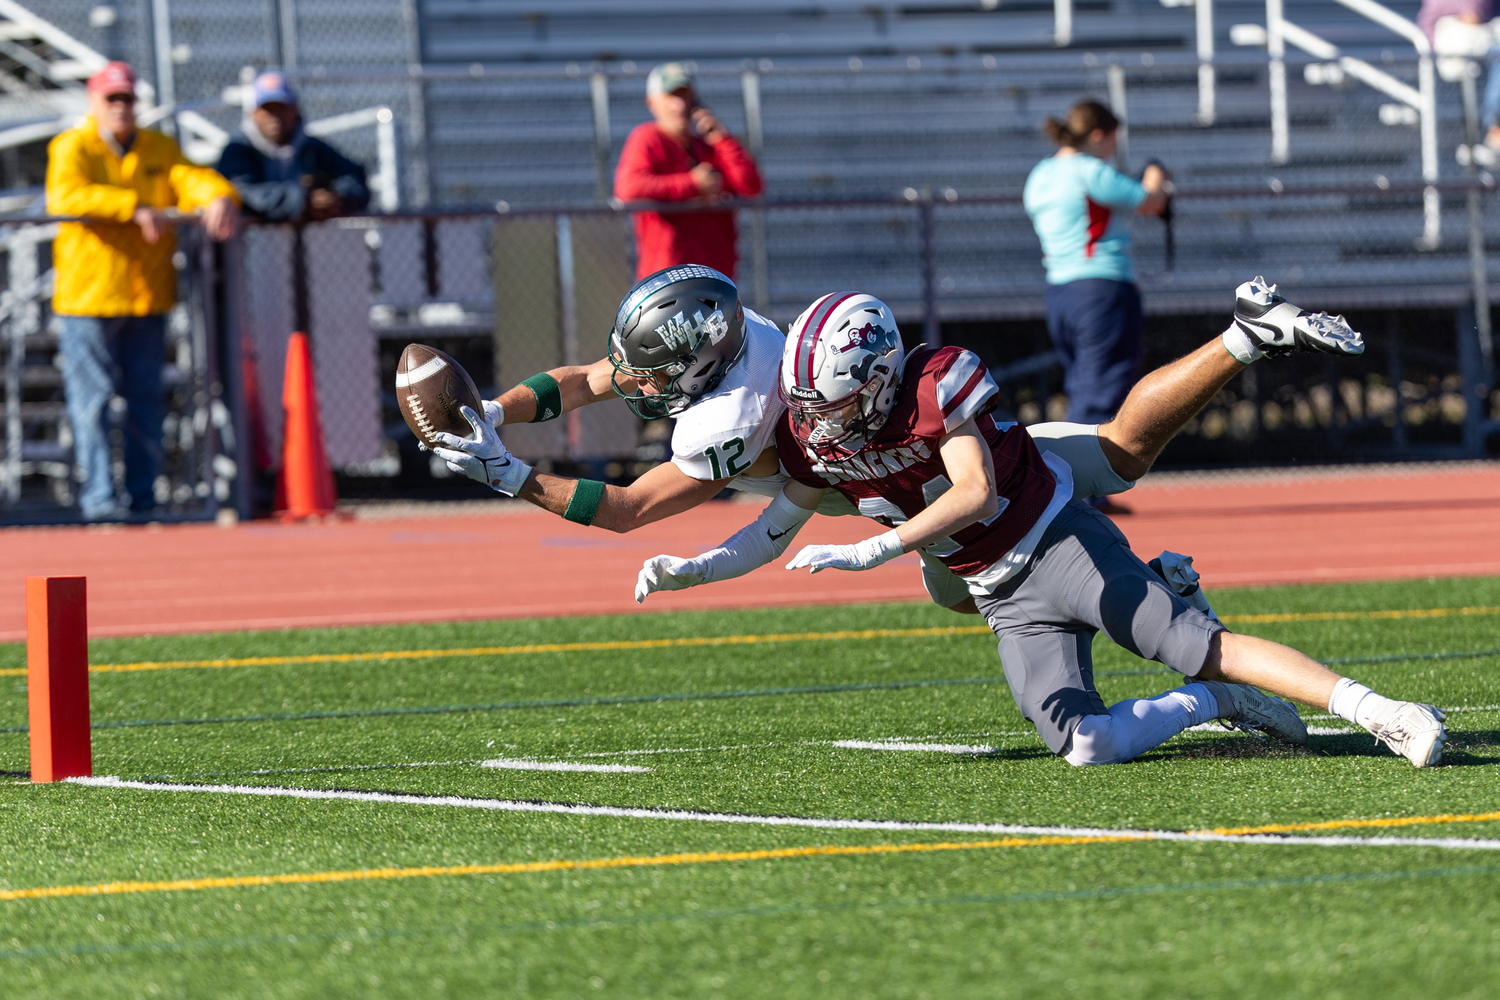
<box><xmin>275</xmin><ymin>332</ymin><xmax>336</xmax><ymax>518</ymax></box>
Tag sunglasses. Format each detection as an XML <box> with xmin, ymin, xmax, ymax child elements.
<box><xmin>104</xmin><ymin>93</ymin><xmax>136</xmax><ymax>105</ymax></box>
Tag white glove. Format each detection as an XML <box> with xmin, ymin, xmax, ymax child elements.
<box><xmin>431</xmin><ymin>405</ymin><xmax>532</xmax><ymax>496</ymax></box>
<box><xmin>635</xmin><ymin>554</ymin><xmax>712</xmax><ymax>603</ymax></box>
<box><xmin>1149</xmin><ymin>550</ymin><xmax>1222</xmax><ymax>624</ymax></box>
<box><xmin>423</xmin><ymin>399</ymin><xmax>502</xmax><ymax>451</ymax></box>
<box><xmin>786</xmin><ymin>529</ymin><xmax>903</xmax><ymax>574</ymax></box>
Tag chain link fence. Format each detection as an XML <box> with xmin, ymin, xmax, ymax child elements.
<box><xmin>5</xmin><ymin>179</ymin><xmax>1499</xmax><ymax>522</ymax></box>
<box><xmin>1</xmin><ymin>218</ymin><xmax>238</xmax><ymax>523</ymax></box>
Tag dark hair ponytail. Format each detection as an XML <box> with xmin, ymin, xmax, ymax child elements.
<box><xmin>1042</xmin><ymin>100</ymin><xmax>1120</xmax><ymax>148</ymax></box>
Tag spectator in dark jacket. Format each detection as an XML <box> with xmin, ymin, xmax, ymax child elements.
<box><xmin>614</xmin><ymin>62</ymin><xmax>763</xmax><ymax>279</ymax></box>
<box><xmin>216</xmin><ymin>72</ymin><xmax>370</xmax><ymax>222</ymax></box>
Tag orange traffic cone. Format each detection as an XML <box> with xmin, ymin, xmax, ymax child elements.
<box><xmin>275</xmin><ymin>332</ymin><xmax>336</xmax><ymax>519</ymax></box>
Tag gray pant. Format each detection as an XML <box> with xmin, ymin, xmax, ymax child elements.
<box><xmin>974</xmin><ymin>500</ymin><xmax>1225</xmax><ymax>755</ymax></box>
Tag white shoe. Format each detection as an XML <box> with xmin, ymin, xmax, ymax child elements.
<box><xmin>1369</xmin><ymin>702</ymin><xmax>1447</xmax><ymax>768</ymax></box>
<box><xmin>1232</xmin><ymin>277</ymin><xmax>1365</xmax><ymax>359</ymax></box>
<box><xmin>1202</xmin><ymin>681</ymin><xmax>1309</xmax><ymax>745</ymax></box>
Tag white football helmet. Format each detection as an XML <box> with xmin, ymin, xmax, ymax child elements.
<box><xmin>779</xmin><ymin>292</ymin><xmax>906</xmax><ymax>461</ymax></box>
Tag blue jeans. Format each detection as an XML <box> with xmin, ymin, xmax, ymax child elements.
<box><xmin>56</xmin><ymin>314</ymin><xmax>166</xmax><ymax>516</ymax></box>
<box><xmin>1044</xmin><ymin>278</ymin><xmax>1145</xmax><ymax>425</ymax></box>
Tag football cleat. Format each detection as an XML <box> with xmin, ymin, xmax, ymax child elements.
<box><xmin>1230</xmin><ymin>277</ymin><xmax>1365</xmax><ymax>360</ymax></box>
<box><xmin>1368</xmin><ymin>702</ymin><xmax>1447</xmax><ymax>768</ymax></box>
<box><xmin>1202</xmin><ymin>681</ymin><xmax>1309</xmax><ymax>745</ymax></box>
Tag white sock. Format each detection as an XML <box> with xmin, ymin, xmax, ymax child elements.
<box><xmin>1328</xmin><ymin>677</ymin><xmax>1401</xmax><ymax>732</ymax></box>
<box><xmin>1064</xmin><ymin>686</ymin><xmax>1216</xmax><ymax>766</ymax></box>
<box><xmin>1220</xmin><ymin>320</ymin><xmax>1264</xmax><ymax>365</ymax></box>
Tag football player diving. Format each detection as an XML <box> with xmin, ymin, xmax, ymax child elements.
<box><xmin>623</xmin><ymin>289</ymin><xmax>1448</xmax><ymax>769</ymax></box>
<box><xmin>432</xmin><ymin>266</ymin><xmax>1364</xmax><ymax>618</ymax></box>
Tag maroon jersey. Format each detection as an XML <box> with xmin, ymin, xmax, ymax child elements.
<box><xmin>777</xmin><ymin>346</ymin><xmax>1059</xmax><ymax>580</ymax></box>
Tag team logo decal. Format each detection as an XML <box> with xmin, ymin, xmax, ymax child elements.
<box><xmin>833</xmin><ymin>322</ymin><xmax>898</xmax><ymax>357</ymax></box>
<box><xmin>654</xmin><ymin>310</ymin><xmax>706</xmax><ymax>352</ymax></box>
<box><xmin>702</xmin><ymin>309</ymin><xmax>729</xmax><ymax>345</ymax></box>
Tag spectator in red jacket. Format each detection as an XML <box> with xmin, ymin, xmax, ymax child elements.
<box><xmin>614</xmin><ymin>62</ymin><xmax>764</xmax><ymax>279</ymax></box>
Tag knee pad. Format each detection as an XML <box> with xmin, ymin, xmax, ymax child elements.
<box><xmin>1063</xmin><ymin>714</ymin><xmax>1129</xmax><ymax>766</ymax></box>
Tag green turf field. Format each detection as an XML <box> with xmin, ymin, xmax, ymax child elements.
<box><xmin>1</xmin><ymin>575</ymin><xmax>1498</xmax><ymax>999</ymax></box>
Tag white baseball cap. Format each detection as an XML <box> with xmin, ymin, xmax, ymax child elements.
<box><xmin>646</xmin><ymin>62</ymin><xmax>694</xmax><ymax>96</ymax></box>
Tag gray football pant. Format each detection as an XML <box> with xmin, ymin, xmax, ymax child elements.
<box><xmin>973</xmin><ymin>500</ymin><xmax>1224</xmax><ymax>756</ymax></box>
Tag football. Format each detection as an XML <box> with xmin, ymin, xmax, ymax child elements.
<box><xmin>395</xmin><ymin>343</ymin><xmax>485</xmax><ymax>448</ymax></box>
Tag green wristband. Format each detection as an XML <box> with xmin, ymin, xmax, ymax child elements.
<box><xmin>563</xmin><ymin>479</ymin><xmax>606</xmax><ymax>526</ymax></box>
<box><xmin>522</xmin><ymin>373</ymin><xmax>563</xmax><ymax>422</ymax></box>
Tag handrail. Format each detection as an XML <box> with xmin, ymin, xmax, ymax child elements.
<box><xmin>6</xmin><ymin>178</ymin><xmax>1494</xmax><ymax>227</ymax></box>
<box><xmin>1244</xmin><ymin>0</ymin><xmax>1441</xmax><ymax>248</ymax></box>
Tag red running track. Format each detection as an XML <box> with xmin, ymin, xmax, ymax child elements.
<box><xmin>1</xmin><ymin>463</ymin><xmax>1497</xmax><ymax>641</ymax></box>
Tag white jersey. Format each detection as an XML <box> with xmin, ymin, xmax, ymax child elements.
<box><xmin>670</xmin><ymin>308</ymin><xmax>858</xmax><ymax>517</ymax></box>
<box><xmin>670</xmin><ymin>307</ymin><xmax>785</xmax><ymax>482</ymax></box>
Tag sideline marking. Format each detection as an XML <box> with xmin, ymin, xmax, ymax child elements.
<box><xmin>481</xmin><ymin>758</ymin><xmax>651</xmax><ymax>774</ymax></box>
<box><xmin>63</xmin><ymin>777</ymin><xmax>1500</xmax><ymax>853</ymax></box>
<box><xmin>1</xmin><ymin>604</ymin><xmax>1494</xmax><ymax>677</ymax></box>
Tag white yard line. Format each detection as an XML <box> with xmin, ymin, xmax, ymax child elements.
<box><xmin>830</xmin><ymin>740</ymin><xmax>999</xmax><ymax>754</ymax></box>
<box><xmin>67</xmin><ymin>777</ymin><xmax>1500</xmax><ymax>852</ymax></box>
<box><xmin>572</xmin><ymin>743</ymin><xmax>778</xmax><ymax>759</ymax></box>
<box><xmin>481</xmin><ymin>758</ymin><xmax>651</xmax><ymax>774</ymax></box>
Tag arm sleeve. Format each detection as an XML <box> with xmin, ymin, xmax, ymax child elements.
<box><xmin>1083</xmin><ymin>159</ymin><xmax>1147</xmax><ymax>209</ymax></box>
<box><xmin>693</xmin><ymin>492</ymin><xmax>817</xmax><ymax>584</ymax></box>
<box><xmin>614</xmin><ymin>129</ymin><xmax>700</xmax><ymax>202</ymax></box>
<box><xmin>44</xmin><ymin>135</ymin><xmax>137</xmax><ymax>221</ymax></box>
<box><xmin>168</xmin><ymin>157</ymin><xmax>241</xmax><ymax>211</ymax></box>
<box><xmin>710</xmin><ymin>136</ymin><xmax>763</xmax><ymax>197</ymax></box>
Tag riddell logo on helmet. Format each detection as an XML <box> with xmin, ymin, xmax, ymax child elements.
<box><xmin>786</xmin><ymin>384</ymin><xmax>824</xmax><ymax>402</ymax></box>
<box><xmin>833</xmin><ymin>322</ymin><xmax>897</xmax><ymax>356</ymax></box>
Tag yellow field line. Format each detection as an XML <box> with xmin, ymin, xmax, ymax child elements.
<box><xmin>0</xmin><ymin>627</ymin><xmax>995</xmax><ymax>677</ymax></box>
<box><xmin>1203</xmin><ymin>810</ymin><xmax>1500</xmax><ymax>836</ymax></box>
<box><xmin>1</xmin><ymin>603</ymin><xmax>1494</xmax><ymax>678</ymax></box>
<box><xmin>0</xmin><ymin>835</ymin><xmax>1134</xmax><ymax>902</ymax></box>
<box><xmin>1222</xmin><ymin>605</ymin><xmax>1500</xmax><ymax>625</ymax></box>
<box><xmin>6</xmin><ymin>806</ymin><xmax>1499</xmax><ymax>902</ymax></box>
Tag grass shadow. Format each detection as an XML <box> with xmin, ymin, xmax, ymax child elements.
<box><xmin>1148</xmin><ymin>734</ymin><xmax>1308</xmax><ymax>762</ymax></box>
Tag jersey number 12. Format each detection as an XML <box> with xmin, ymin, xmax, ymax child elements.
<box><xmin>704</xmin><ymin>437</ymin><xmax>748</xmax><ymax>480</ymax></box>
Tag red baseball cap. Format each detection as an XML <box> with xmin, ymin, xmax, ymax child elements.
<box><xmin>87</xmin><ymin>61</ymin><xmax>137</xmax><ymax>97</ymax></box>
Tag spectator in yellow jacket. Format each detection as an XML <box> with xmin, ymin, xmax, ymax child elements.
<box><xmin>46</xmin><ymin>61</ymin><xmax>239</xmax><ymax>520</ymax></box>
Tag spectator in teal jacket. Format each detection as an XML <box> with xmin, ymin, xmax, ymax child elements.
<box><xmin>1023</xmin><ymin>100</ymin><xmax>1170</xmax><ymax>428</ymax></box>
<box><xmin>216</xmin><ymin>72</ymin><xmax>370</xmax><ymax>222</ymax></box>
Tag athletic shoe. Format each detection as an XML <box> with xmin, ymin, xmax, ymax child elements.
<box><xmin>1229</xmin><ymin>276</ymin><xmax>1365</xmax><ymax>360</ymax></box>
<box><xmin>1202</xmin><ymin>681</ymin><xmax>1309</xmax><ymax>745</ymax></box>
<box><xmin>1369</xmin><ymin>702</ymin><xmax>1447</xmax><ymax>768</ymax></box>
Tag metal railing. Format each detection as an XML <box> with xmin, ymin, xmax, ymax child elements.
<box><xmin>1234</xmin><ymin>0</ymin><xmax>1441</xmax><ymax>246</ymax></box>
